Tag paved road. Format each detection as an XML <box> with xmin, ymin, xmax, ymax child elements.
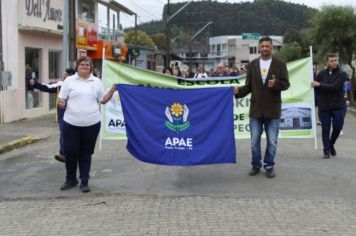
<box><xmin>0</xmin><ymin>112</ymin><xmax>356</xmax><ymax>235</ymax></box>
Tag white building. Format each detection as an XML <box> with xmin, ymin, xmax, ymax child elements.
<box><xmin>208</xmin><ymin>35</ymin><xmax>283</xmax><ymax>71</ymax></box>
<box><xmin>0</xmin><ymin>0</ymin><xmax>133</xmax><ymax>123</ymax></box>
<box><xmin>0</xmin><ymin>0</ymin><xmax>64</xmax><ymax>123</ymax></box>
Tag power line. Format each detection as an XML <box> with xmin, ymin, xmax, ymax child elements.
<box><xmin>128</xmin><ymin>1</ymin><xmax>162</xmax><ymax>18</ymax></box>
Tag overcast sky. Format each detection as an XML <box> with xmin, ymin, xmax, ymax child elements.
<box><xmin>117</xmin><ymin>0</ymin><xmax>356</xmax><ymax>29</ymax></box>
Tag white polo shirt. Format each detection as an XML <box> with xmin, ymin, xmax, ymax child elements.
<box><xmin>58</xmin><ymin>73</ymin><xmax>104</xmax><ymax>127</ymax></box>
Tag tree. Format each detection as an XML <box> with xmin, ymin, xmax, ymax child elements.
<box><xmin>284</xmin><ymin>28</ymin><xmax>303</xmax><ymax>45</ymax></box>
<box><xmin>124</xmin><ymin>30</ymin><xmax>155</xmax><ymax>48</ymax></box>
<box><xmin>151</xmin><ymin>33</ymin><xmax>167</xmax><ymax>51</ymax></box>
<box><xmin>274</xmin><ymin>42</ymin><xmax>302</xmax><ymax>62</ymax></box>
<box><xmin>311</xmin><ymin>6</ymin><xmax>356</xmax><ymax>72</ymax></box>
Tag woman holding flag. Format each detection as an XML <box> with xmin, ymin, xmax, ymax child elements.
<box><xmin>58</xmin><ymin>56</ymin><xmax>116</xmax><ymax>193</ymax></box>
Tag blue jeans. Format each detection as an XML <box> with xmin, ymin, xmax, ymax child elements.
<box><xmin>319</xmin><ymin>108</ymin><xmax>345</xmax><ymax>152</ymax></box>
<box><xmin>250</xmin><ymin>117</ymin><xmax>280</xmax><ymax>169</ymax></box>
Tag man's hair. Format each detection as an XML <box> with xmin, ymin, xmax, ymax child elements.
<box><xmin>326</xmin><ymin>53</ymin><xmax>337</xmax><ymax>60</ymax></box>
<box><xmin>259</xmin><ymin>36</ymin><xmax>273</xmax><ymax>45</ymax></box>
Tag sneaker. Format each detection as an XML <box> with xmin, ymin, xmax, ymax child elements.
<box><xmin>330</xmin><ymin>145</ymin><xmax>336</xmax><ymax>157</ymax></box>
<box><xmin>80</xmin><ymin>183</ymin><xmax>91</xmax><ymax>193</ymax></box>
<box><xmin>248</xmin><ymin>167</ymin><xmax>260</xmax><ymax>176</ymax></box>
<box><xmin>323</xmin><ymin>149</ymin><xmax>330</xmax><ymax>159</ymax></box>
<box><xmin>60</xmin><ymin>179</ymin><xmax>79</xmax><ymax>190</ymax></box>
<box><xmin>340</xmin><ymin>130</ymin><xmax>343</xmax><ymax>136</ymax></box>
<box><xmin>54</xmin><ymin>154</ymin><xmax>65</xmax><ymax>163</ymax></box>
<box><xmin>265</xmin><ymin>168</ymin><xmax>276</xmax><ymax>178</ymax></box>
<box><xmin>317</xmin><ymin>121</ymin><xmax>321</xmax><ymax>126</ymax></box>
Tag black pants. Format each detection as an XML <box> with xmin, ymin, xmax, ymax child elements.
<box><xmin>62</xmin><ymin>121</ymin><xmax>101</xmax><ymax>184</ymax></box>
<box><xmin>319</xmin><ymin>108</ymin><xmax>345</xmax><ymax>152</ymax></box>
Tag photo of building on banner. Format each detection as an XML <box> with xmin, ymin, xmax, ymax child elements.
<box><xmin>101</xmin><ymin>57</ymin><xmax>316</xmax><ymax>142</ymax></box>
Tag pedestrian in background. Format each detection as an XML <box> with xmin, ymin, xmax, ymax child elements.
<box><xmin>212</xmin><ymin>63</ymin><xmax>225</xmax><ymax>77</ymax></box>
<box><xmin>29</xmin><ymin>68</ymin><xmax>76</xmax><ymax>163</ymax></box>
<box><xmin>58</xmin><ymin>56</ymin><xmax>117</xmax><ymax>193</ymax></box>
<box><xmin>311</xmin><ymin>53</ymin><xmax>348</xmax><ymax>158</ymax></box>
<box><xmin>193</xmin><ymin>66</ymin><xmax>208</xmax><ymax>79</ymax></box>
<box><xmin>234</xmin><ymin>36</ymin><xmax>290</xmax><ymax>178</ymax></box>
<box><xmin>163</xmin><ymin>67</ymin><xmax>173</xmax><ymax>75</ymax></box>
<box><xmin>340</xmin><ymin>78</ymin><xmax>352</xmax><ymax>135</ymax></box>
<box><xmin>172</xmin><ymin>67</ymin><xmax>183</xmax><ymax>77</ymax></box>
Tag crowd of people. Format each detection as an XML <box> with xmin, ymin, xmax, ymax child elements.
<box><xmin>161</xmin><ymin>63</ymin><xmax>247</xmax><ymax>79</ymax></box>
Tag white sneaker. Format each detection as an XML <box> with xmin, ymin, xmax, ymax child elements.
<box><xmin>340</xmin><ymin>130</ymin><xmax>343</xmax><ymax>136</ymax></box>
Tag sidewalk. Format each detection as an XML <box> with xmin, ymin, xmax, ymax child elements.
<box><xmin>0</xmin><ymin>114</ymin><xmax>57</xmax><ymax>154</ymax></box>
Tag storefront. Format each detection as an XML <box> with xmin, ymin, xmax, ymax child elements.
<box><xmin>1</xmin><ymin>0</ymin><xmax>63</xmax><ymax>122</ymax></box>
<box><xmin>76</xmin><ymin>0</ymin><xmax>130</xmax><ymax>74</ymax></box>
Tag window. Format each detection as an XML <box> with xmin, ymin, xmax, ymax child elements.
<box><xmin>25</xmin><ymin>48</ymin><xmax>41</xmax><ymax>109</ymax></box>
<box><xmin>249</xmin><ymin>47</ymin><xmax>257</xmax><ymax>54</ymax></box>
<box><xmin>78</xmin><ymin>0</ymin><xmax>96</xmax><ymax>23</ymax></box>
<box><xmin>302</xmin><ymin>117</ymin><xmax>311</xmax><ymax>122</ymax></box>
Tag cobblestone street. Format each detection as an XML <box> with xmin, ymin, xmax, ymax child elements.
<box><xmin>0</xmin><ymin>112</ymin><xmax>356</xmax><ymax>235</ymax></box>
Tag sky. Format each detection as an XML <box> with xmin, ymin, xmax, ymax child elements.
<box><xmin>117</xmin><ymin>0</ymin><xmax>356</xmax><ymax>29</ymax></box>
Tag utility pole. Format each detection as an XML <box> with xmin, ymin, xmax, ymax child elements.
<box><xmin>165</xmin><ymin>1</ymin><xmax>193</xmax><ymax>68</ymax></box>
<box><xmin>165</xmin><ymin>0</ymin><xmax>170</xmax><ymax>68</ymax></box>
<box><xmin>189</xmin><ymin>21</ymin><xmax>213</xmax><ymax>74</ymax></box>
<box><xmin>68</xmin><ymin>0</ymin><xmax>77</xmax><ymax>67</ymax></box>
<box><xmin>134</xmin><ymin>13</ymin><xmax>137</xmax><ymax>66</ymax></box>
<box><xmin>0</xmin><ymin>0</ymin><xmax>4</xmax><ymax>73</ymax></box>
<box><xmin>62</xmin><ymin>0</ymin><xmax>69</xmax><ymax>72</ymax></box>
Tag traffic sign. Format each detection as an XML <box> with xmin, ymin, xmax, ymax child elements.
<box><xmin>129</xmin><ymin>48</ymin><xmax>140</xmax><ymax>57</ymax></box>
<box><xmin>242</xmin><ymin>33</ymin><xmax>260</xmax><ymax>40</ymax></box>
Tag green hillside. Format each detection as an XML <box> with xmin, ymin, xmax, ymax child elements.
<box><xmin>136</xmin><ymin>0</ymin><xmax>317</xmax><ymax>36</ymax></box>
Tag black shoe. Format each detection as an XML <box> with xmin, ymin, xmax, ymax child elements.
<box><xmin>60</xmin><ymin>179</ymin><xmax>79</xmax><ymax>190</ymax></box>
<box><xmin>330</xmin><ymin>145</ymin><xmax>336</xmax><ymax>157</ymax></box>
<box><xmin>80</xmin><ymin>183</ymin><xmax>91</xmax><ymax>193</ymax></box>
<box><xmin>265</xmin><ymin>168</ymin><xmax>276</xmax><ymax>178</ymax></box>
<box><xmin>54</xmin><ymin>154</ymin><xmax>65</xmax><ymax>163</ymax></box>
<box><xmin>323</xmin><ymin>149</ymin><xmax>330</xmax><ymax>159</ymax></box>
<box><xmin>248</xmin><ymin>167</ymin><xmax>260</xmax><ymax>176</ymax></box>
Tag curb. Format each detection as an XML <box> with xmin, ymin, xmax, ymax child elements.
<box><xmin>349</xmin><ymin>107</ymin><xmax>356</xmax><ymax>116</ymax></box>
<box><xmin>0</xmin><ymin>136</ymin><xmax>42</xmax><ymax>154</ymax></box>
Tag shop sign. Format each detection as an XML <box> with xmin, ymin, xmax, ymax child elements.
<box><xmin>19</xmin><ymin>0</ymin><xmax>63</xmax><ymax>32</ymax></box>
<box><xmin>76</xmin><ymin>20</ymin><xmax>98</xmax><ymax>50</ymax></box>
<box><xmin>25</xmin><ymin>0</ymin><xmax>62</xmax><ymax>23</ymax></box>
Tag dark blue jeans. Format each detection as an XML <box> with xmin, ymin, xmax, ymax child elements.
<box><xmin>62</xmin><ymin>121</ymin><xmax>101</xmax><ymax>184</ymax></box>
<box><xmin>319</xmin><ymin>108</ymin><xmax>345</xmax><ymax>152</ymax></box>
<box><xmin>249</xmin><ymin>117</ymin><xmax>280</xmax><ymax>170</ymax></box>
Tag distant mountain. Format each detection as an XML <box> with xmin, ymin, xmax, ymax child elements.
<box><xmin>135</xmin><ymin>0</ymin><xmax>317</xmax><ymax>36</ymax></box>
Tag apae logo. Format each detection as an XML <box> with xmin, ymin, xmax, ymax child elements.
<box><xmin>164</xmin><ymin>103</ymin><xmax>193</xmax><ymax>150</ymax></box>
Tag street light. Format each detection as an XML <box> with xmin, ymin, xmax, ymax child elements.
<box><xmin>165</xmin><ymin>1</ymin><xmax>193</xmax><ymax>67</ymax></box>
<box><xmin>189</xmin><ymin>22</ymin><xmax>214</xmax><ymax>74</ymax></box>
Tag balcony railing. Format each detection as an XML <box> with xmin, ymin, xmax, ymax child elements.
<box><xmin>98</xmin><ymin>26</ymin><xmax>125</xmax><ymax>43</ymax></box>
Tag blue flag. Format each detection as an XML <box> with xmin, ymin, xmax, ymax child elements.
<box><xmin>117</xmin><ymin>84</ymin><xmax>236</xmax><ymax>166</ymax></box>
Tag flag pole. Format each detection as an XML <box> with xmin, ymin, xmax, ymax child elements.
<box><xmin>309</xmin><ymin>46</ymin><xmax>318</xmax><ymax>150</ymax></box>
<box><xmin>99</xmin><ymin>47</ymin><xmax>106</xmax><ymax>151</ymax></box>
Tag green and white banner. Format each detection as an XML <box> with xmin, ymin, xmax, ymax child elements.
<box><xmin>102</xmin><ymin>57</ymin><xmax>316</xmax><ymax>141</ymax></box>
